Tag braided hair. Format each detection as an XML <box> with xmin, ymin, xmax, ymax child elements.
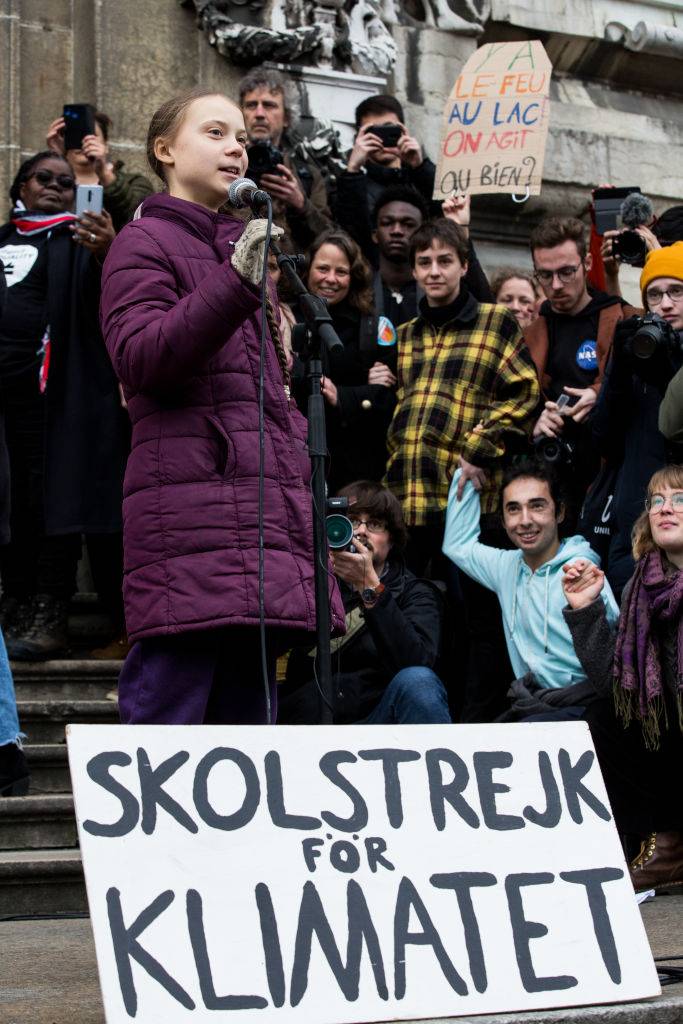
<box><xmin>264</xmin><ymin>286</ymin><xmax>291</xmax><ymax>392</ymax></box>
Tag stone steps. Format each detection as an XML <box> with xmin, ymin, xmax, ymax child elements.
<box><xmin>16</xmin><ymin>698</ymin><xmax>119</xmax><ymax>744</ymax></box>
<box><xmin>12</xmin><ymin>659</ymin><xmax>122</xmax><ymax>701</ymax></box>
<box><xmin>0</xmin><ymin>653</ymin><xmax>121</xmax><ymax>914</ymax></box>
<box><xmin>0</xmin><ymin>795</ymin><xmax>77</xmax><ymax>850</ymax></box>
<box><xmin>0</xmin><ymin>848</ymin><xmax>85</xmax><ymax>916</ymax></box>
<box><xmin>24</xmin><ymin>744</ymin><xmax>72</xmax><ymax>794</ymax></box>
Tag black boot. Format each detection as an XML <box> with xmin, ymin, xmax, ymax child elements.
<box><xmin>6</xmin><ymin>595</ymin><xmax>69</xmax><ymax>661</ymax></box>
<box><xmin>0</xmin><ymin>742</ymin><xmax>29</xmax><ymax>797</ymax></box>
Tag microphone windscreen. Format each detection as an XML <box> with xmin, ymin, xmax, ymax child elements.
<box><xmin>621</xmin><ymin>192</ymin><xmax>654</xmax><ymax>229</ymax></box>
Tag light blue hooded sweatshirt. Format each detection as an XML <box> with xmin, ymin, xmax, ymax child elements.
<box><xmin>443</xmin><ymin>470</ymin><xmax>620</xmax><ymax>689</ymax></box>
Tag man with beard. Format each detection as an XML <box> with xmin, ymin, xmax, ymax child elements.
<box><xmin>278</xmin><ymin>481</ymin><xmax>448</xmax><ymax>725</ymax></box>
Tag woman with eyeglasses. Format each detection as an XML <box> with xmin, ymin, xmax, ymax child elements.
<box><xmin>592</xmin><ymin>243</ymin><xmax>683</xmax><ymax>602</ymax></box>
<box><xmin>561</xmin><ymin>465</ymin><xmax>683</xmax><ymax>893</ymax></box>
<box><xmin>0</xmin><ymin>152</ymin><xmax>126</xmax><ymax>661</ymax></box>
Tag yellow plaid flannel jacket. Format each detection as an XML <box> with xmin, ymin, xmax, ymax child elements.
<box><xmin>384</xmin><ymin>298</ymin><xmax>540</xmax><ymax>526</ymax></box>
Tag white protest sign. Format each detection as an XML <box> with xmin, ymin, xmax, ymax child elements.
<box><xmin>68</xmin><ymin>723</ymin><xmax>660</xmax><ymax>1023</ymax></box>
<box><xmin>434</xmin><ymin>40</ymin><xmax>552</xmax><ymax>199</ymax></box>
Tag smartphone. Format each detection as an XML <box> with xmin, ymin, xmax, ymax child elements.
<box><xmin>76</xmin><ymin>184</ymin><xmax>103</xmax><ymax>217</ymax></box>
<box><xmin>368</xmin><ymin>123</ymin><xmax>403</xmax><ymax>148</ymax></box>
<box><xmin>556</xmin><ymin>393</ymin><xmax>571</xmax><ymax>412</ymax></box>
<box><xmin>63</xmin><ymin>103</ymin><xmax>96</xmax><ymax>151</ymax></box>
<box><xmin>592</xmin><ymin>186</ymin><xmax>641</xmax><ymax>235</ymax></box>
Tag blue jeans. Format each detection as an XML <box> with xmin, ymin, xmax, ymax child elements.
<box><xmin>0</xmin><ymin>628</ymin><xmax>21</xmax><ymax>746</ymax></box>
<box><xmin>363</xmin><ymin>667</ymin><xmax>451</xmax><ymax>724</ymax></box>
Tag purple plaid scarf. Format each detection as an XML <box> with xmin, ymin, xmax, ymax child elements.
<box><xmin>613</xmin><ymin>550</ymin><xmax>683</xmax><ymax>746</ymax></box>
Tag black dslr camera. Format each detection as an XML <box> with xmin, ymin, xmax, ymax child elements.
<box><xmin>534</xmin><ymin>435</ymin><xmax>574</xmax><ymax>468</ymax></box>
<box><xmin>611</xmin><ymin>230</ymin><xmax>647</xmax><ymax>267</ymax></box>
<box><xmin>246</xmin><ymin>140</ymin><xmax>284</xmax><ymax>186</ymax></box>
<box><xmin>534</xmin><ymin>393</ymin><xmax>574</xmax><ymax>468</ymax></box>
<box><xmin>628</xmin><ymin>314</ymin><xmax>682</xmax><ymax>361</ymax></box>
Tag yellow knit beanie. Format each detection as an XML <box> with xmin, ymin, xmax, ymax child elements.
<box><xmin>640</xmin><ymin>241</ymin><xmax>683</xmax><ymax>304</ymax></box>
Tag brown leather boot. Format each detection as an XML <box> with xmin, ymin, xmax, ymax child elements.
<box><xmin>629</xmin><ymin>831</ymin><xmax>683</xmax><ymax>893</ymax></box>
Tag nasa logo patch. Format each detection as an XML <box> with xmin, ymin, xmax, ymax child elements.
<box><xmin>576</xmin><ymin>339</ymin><xmax>598</xmax><ymax>372</ymax></box>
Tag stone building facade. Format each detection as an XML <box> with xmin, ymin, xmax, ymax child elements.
<box><xmin>1</xmin><ymin>0</ymin><xmax>682</xmax><ymax>283</ymax></box>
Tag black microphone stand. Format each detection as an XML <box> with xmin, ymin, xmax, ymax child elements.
<box><xmin>270</xmin><ymin>240</ymin><xmax>343</xmax><ymax>725</ymax></box>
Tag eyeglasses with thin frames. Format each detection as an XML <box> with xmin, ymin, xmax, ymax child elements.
<box><xmin>533</xmin><ymin>264</ymin><xmax>583</xmax><ymax>285</ymax></box>
<box><xmin>348</xmin><ymin>515</ymin><xmax>388</xmax><ymax>534</ymax></box>
<box><xmin>645</xmin><ymin>285</ymin><xmax>683</xmax><ymax>307</ymax></box>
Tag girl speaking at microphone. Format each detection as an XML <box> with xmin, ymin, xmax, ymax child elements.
<box><xmin>100</xmin><ymin>88</ymin><xmax>343</xmax><ymax>725</ymax></box>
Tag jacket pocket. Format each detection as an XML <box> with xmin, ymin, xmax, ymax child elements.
<box><xmin>205</xmin><ymin>414</ymin><xmax>236</xmax><ymax>479</ymax></box>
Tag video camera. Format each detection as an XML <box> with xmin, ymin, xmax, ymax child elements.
<box><xmin>326</xmin><ymin>497</ymin><xmax>355</xmax><ymax>551</ymax></box>
<box><xmin>246</xmin><ymin>140</ymin><xmax>284</xmax><ymax>186</ymax></box>
<box><xmin>592</xmin><ymin>187</ymin><xmax>652</xmax><ymax>268</ymax></box>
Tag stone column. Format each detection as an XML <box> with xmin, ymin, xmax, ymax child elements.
<box><xmin>390</xmin><ymin>26</ymin><xmax>477</xmax><ymax>166</ymax></box>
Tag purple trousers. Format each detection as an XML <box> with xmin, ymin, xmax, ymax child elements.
<box><xmin>118</xmin><ymin>627</ymin><xmax>278</xmax><ymax>725</ymax></box>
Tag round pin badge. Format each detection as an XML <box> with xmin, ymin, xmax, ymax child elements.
<box><xmin>377</xmin><ymin>316</ymin><xmax>397</xmax><ymax>347</ymax></box>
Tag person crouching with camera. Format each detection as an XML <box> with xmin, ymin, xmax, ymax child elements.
<box><xmin>278</xmin><ymin>481</ymin><xmax>450</xmax><ymax>725</ymax></box>
<box><xmin>592</xmin><ymin>242</ymin><xmax>683</xmax><ymax>600</ymax></box>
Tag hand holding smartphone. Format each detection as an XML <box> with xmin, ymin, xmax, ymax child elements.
<box><xmin>63</xmin><ymin>104</ymin><xmax>96</xmax><ymax>152</ymax></box>
<box><xmin>76</xmin><ymin>184</ymin><xmax>104</xmax><ymax>217</ymax></box>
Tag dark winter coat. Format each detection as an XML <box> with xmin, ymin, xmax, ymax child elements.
<box><xmin>592</xmin><ymin>334</ymin><xmax>683</xmax><ymax>600</ymax></box>
<box><xmin>0</xmin><ymin>221</ymin><xmax>127</xmax><ymax>536</ymax></box>
<box><xmin>279</xmin><ymin>558</ymin><xmax>443</xmax><ymax>724</ymax></box>
<box><xmin>292</xmin><ymin>299</ymin><xmax>396</xmax><ymax>491</ymax></box>
<box><xmin>100</xmin><ymin>193</ymin><xmax>344</xmax><ymax>643</ymax></box>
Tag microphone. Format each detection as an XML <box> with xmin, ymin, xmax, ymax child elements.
<box><xmin>227</xmin><ymin>177</ymin><xmax>270</xmax><ymax>213</ymax></box>
<box><xmin>621</xmin><ymin>192</ymin><xmax>653</xmax><ymax>229</ymax></box>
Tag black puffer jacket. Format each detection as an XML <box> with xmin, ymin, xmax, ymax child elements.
<box><xmin>592</xmin><ymin>325</ymin><xmax>683</xmax><ymax>600</ymax></box>
<box><xmin>291</xmin><ymin>299</ymin><xmax>397</xmax><ymax>491</ymax></box>
<box><xmin>279</xmin><ymin>558</ymin><xmax>444</xmax><ymax>723</ymax></box>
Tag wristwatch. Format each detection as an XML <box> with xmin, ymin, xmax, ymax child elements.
<box><xmin>361</xmin><ymin>582</ymin><xmax>385</xmax><ymax>607</ymax></box>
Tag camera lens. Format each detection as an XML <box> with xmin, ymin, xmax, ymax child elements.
<box><xmin>614</xmin><ymin>230</ymin><xmax>647</xmax><ymax>267</ymax></box>
<box><xmin>631</xmin><ymin>324</ymin><xmax>659</xmax><ymax>359</ymax></box>
<box><xmin>539</xmin><ymin>439</ymin><xmax>560</xmax><ymax>463</ymax></box>
<box><xmin>326</xmin><ymin>514</ymin><xmax>354</xmax><ymax>550</ymax></box>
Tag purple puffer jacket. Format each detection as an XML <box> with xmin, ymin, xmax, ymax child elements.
<box><xmin>100</xmin><ymin>194</ymin><xmax>344</xmax><ymax>642</ymax></box>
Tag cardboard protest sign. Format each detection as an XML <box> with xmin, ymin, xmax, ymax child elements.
<box><xmin>68</xmin><ymin>723</ymin><xmax>659</xmax><ymax>1023</ymax></box>
<box><xmin>434</xmin><ymin>40</ymin><xmax>552</xmax><ymax>200</ymax></box>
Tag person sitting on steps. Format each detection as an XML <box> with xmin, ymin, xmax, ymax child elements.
<box><xmin>562</xmin><ymin>464</ymin><xmax>683</xmax><ymax>893</ymax></box>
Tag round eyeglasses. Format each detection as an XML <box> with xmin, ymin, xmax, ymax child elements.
<box><xmin>645</xmin><ymin>492</ymin><xmax>683</xmax><ymax>514</ymax></box>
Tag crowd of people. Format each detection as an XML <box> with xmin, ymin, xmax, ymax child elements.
<box><xmin>0</xmin><ymin>72</ymin><xmax>682</xmax><ymax>895</ymax></box>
